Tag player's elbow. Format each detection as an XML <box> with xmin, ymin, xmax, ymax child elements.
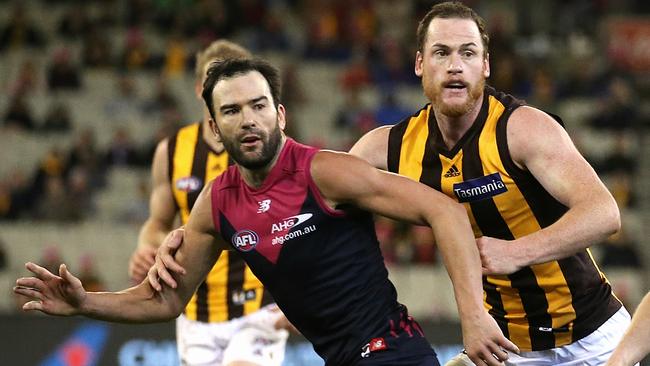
<box><xmin>165</xmin><ymin>299</ymin><xmax>185</xmax><ymax>319</ymax></box>
<box><xmin>593</xmin><ymin>194</ymin><xmax>621</xmax><ymax>238</ymax></box>
<box><xmin>602</xmin><ymin>200</ymin><xmax>621</xmax><ymax>237</ymax></box>
<box><xmin>430</xmin><ymin>197</ymin><xmax>467</xmax><ymax>223</ymax></box>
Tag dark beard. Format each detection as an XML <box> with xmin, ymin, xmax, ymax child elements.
<box><xmin>425</xmin><ymin>78</ymin><xmax>485</xmax><ymax>117</ymax></box>
<box><xmin>223</xmin><ymin>125</ymin><xmax>282</xmax><ymax>170</ymax></box>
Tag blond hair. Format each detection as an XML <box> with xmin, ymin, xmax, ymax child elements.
<box><xmin>194</xmin><ymin>40</ymin><xmax>252</xmax><ymax>79</ymax></box>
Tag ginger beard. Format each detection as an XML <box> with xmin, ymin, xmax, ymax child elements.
<box><xmin>423</xmin><ymin>72</ymin><xmax>485</xmax><ymax>118</ymax></box>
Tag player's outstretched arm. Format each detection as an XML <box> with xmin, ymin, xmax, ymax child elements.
<box><xmin>129</xmin><ymin>139</ymin><xmax>178</xmax><ymax>283</ymax></box>
<box><xmin>14</xmin><ymin>182</ymin><xmax>224</xmax><ymax>323</ymax></box>
<box><xmin>310</xmin><ymin>151</ymin><xmax>519</xmax><ymax>366</ymax></box>
<box><xmin>606</xmin><ymin>292</ymin><xmax>650</xmax><ymax>366</ymax></box>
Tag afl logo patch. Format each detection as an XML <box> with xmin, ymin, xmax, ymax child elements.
<box><xmin>175</xmin><ymin>176</ymin><xmax>202</xmax><ymax>192</ymax></box>
<box><xmin>232</xmin><ymin>230</ymin><xmax>259</xmax><ymax>252</ymax></box>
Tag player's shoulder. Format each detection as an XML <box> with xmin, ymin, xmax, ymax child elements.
<box><xmin>508</xmin><ymin>106</ymin><xmax>565</xmax><ymax>136</ymax></box>
<box><xmin>211</xmin><ymin>165</ymin><xmax>240</xmax><ymax>192</ymax></box>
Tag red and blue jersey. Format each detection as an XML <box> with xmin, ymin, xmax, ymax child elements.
<box><xmin>210</xmin><ymin>139</ymin><xmax>413</xmax><ymax>364</ymax></box>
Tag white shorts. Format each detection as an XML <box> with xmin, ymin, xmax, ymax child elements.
<box><xmin>445</xmin><ymin>306</ymin><xmax>634</xmax><ymax>366</ymax></box>
<box><xmin>176</xmin><ymin>304</ymin><xmax>289</xmax><ymax>366</ymax></box>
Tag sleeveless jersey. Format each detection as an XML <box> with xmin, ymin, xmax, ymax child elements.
<box><xmin>210</xmin><ymin>139</ymin><xmax>404</xmax><ymax>365</ymax></box>
<box><xmin>168</xmin><ymin>122</ymin><xmax>272</xmax><ymax>322</ymax></box>
<box><xmin>387</xmin><ymin>86</ymin><xmax>621</xmax><ymax>351</ymax></box>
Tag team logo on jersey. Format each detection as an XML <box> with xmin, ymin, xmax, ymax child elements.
<box><xmin>232</xmin><ymin>230</ymin><xmax>259</xmax><ymax>252</ymax></box>
<box><xmin>175</xmin><ymin>176</ymin><xmax>202</xmax><ymax>192</ymax></box>
<box><xmin>453</xmin><ymin>172</ymin><xmax>508</xmax><ymax>203</ymax></box>
<box><xmin>257</xmin><ymin>199</ymin><xmax>271</xmax><ymax>213</ymax></box>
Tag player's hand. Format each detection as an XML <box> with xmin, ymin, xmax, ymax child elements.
<box><xmin>462</xmin><ymin>311</ymin><xmax>519</xmax><ymax>366</ymax></box>
<box><xmin>148</xmin><ymin>228</ymin><xmax>186</xmax><ymax>291</ymax></box>
<box><xmin>477</xmin><ymin>236</ymin><xmax>524</xmax><ymax>275</ymax></box>
<box><xmin>128</xmin><ymin>245</ymin><xmax>157</xmax><ymax>284</ymax></box>
<box><xmin>14</xmin><ymin>262</ymin><xmax>87</xmax><ymax>316</ymax></box>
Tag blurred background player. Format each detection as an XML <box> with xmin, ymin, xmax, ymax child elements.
<box><xmin>127</xmin><ymin>40</ymin><xmax>288</xmax><ymax>366</ymax></box>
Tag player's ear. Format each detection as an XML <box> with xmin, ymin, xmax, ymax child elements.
<box><xmin>415</xmin><ymin>51</ymin><xmax>424</xmax><ymax>77</ymax></box>
<box><xmin>277</xmin><ymin>104</ymin><xmax>286</xmax><ymax>131</ymax></box>
<box><xmin>209</xmin><ymin>118</ymin><xmax>222</xmax><ymax>142</ymax></box>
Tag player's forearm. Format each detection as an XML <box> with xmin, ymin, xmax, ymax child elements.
<box><xmin>428</xmin><ymin>203</ymin><xmax>485</xmax><ymax>320</ymax></box>
<box><xmin>516</xmin><ymin>198</ymin><xmax>619</xmax><ymax>266</ymax></box>
<box><xmin>80</xmin><ymin>283</ymin><xmax>182</xmax><ymax>323</ymax></box>
<box><xmin>138</xmin><ymin>218</ymin><xmax>174</xmax><ymax>250</ymax></box>
<box><xmin>608</xmin><ymin>293</ymin><xmax>650</xmax><ymax>366</ymax></box>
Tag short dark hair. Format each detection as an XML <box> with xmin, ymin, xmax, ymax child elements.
<box><xmin>416</xmin><ymin>1</ymin><xmax>489</xmax><ymax>56</ymax></box>
<box><xmin>202</xmin><ymin>58</ymin><xmax>282</xmax><ymax>121</ymax></box>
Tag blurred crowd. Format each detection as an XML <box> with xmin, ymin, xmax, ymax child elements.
<box><xmin>0</xmin><ymin>0</ymin><xmax>648</xmax><ymax>310</ymax></box>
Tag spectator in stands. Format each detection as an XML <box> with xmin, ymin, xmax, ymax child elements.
<box><xmin>120</xmin><ymin>27</ymin><xmax>156</xmax><ymax>70</ymax></box>
<box><xmin>104</xmin><ymin>74</ymin><xmax>142</xmax><ymax>122</ymax></box>
<box><xmin>162</xmin><ymin>33</ymin><xmax>188</xmax><ymax>78</ymax></box>
<box><xmin>77</xmin><ymin>254</ymin><xmax>106</xmax><ymax>292</ymax></box>
<box><xmin>369</xmin><ymin>37</ymin><xmax>416</xmax><ymax>88</ymax></box>
<box><xmin>0</xmin><ymin>180</ymin><xmax>13</xmax><ymax>221</ymax></box>
<box><xmin>250</xmin><ymin>6</ymin><xmax>291</xmax><ymax>51</ymax></box>
<box><xmin>339</xmin><ymin>51</ymin><xmax>371</xmax><ymax>90</ymax></box>
<box><xmin>39</xmin><ymin>245</ymin><xmax>64</xmax><ymax>275</ymax></box>
<box><xmin>600</xmin><ymin>227</ymin><xmax>643</xmax><ymax>270</ymax></box>
<box><xmin>374</xmin><ymin>91</ymin><xmax>411</xmax><ymax>126</ymax></box>
<box><xmin>58</xmin><ymin>5</ymin><xmax>92</xmax><ymax>40</ymax></box>
<box><xmin>67</xmin><ymin>129</ymin><xmax>106</xmax><ymax>189</ymax></box>
<box><xmin>35</xmin><ymin>176</ymin><xmax>78</xmax><ymax>222</ymax></box>
<box><xmin>41</xmin><ymin>101</ymin><xmax>73</xmax><ymax>133</ymax></box>
<box><xmin>187</xmin><ymin>0</ymin><xmax>236</xmax><ymax>41</ymax></box>
<box><xmin>141</xmin><ymin>76</ymin><xmax>181</xmax><ymax>117</ymax></box>
<box><xmin>66</xmin><ymin>167</ymin><xmax>95</xmax><ymax>220</ymax></box>
<box><xmin>118</xmin><ymin>178</ymin><xmax>149</xmax><ymax>225</ymax></box>
<box><xmin>411</xmin><ymin>225</ymin><xmax>437</xmax><ymax>264</ymax></box>
<box><xmin>590</xmin><ymin>76</ymin><xmax>640</xmax><ymax>131</ymax></box>
<box><xmin>104</xmin><ymin>128</ymin><xmax>140</xmax><ymax>167</ymax></box>
<box><xmin>593</xmin><ymin>133</ymin><xmax>637</xmax><ymax>175</ymax></box>
<box><xmin>333</xmin><ymin>87</ymin><xmax>376</xmax><ymax>147</ymax></box>
<box><xmin>47</xmin><ymin>48</ymin><xmax>83</xmax><ymax>91</ymax></box>
<box><xmin>0</xmin><ymin>3</ymin><xmax>45</xmax><ymax>52</ymax></box>
<box><xmin>82</xmin><ymin>24</ymin><xmax>113</xmax><ymax>68</ymax></box>
<box><xmin>3</xmin><ymin>93</ymin><xmax>35</xmax><ymax>131</ymax></box>
<box><xmin>0</xmin><ymin>169</ymin><xmax>32</xmax><ymax>220</ymax></box>
<box><xmin>8</xmin><ymin>60</ymin><xmax>39</xmax><ymax>97</ymax></box>
<box><xmin>29</xmin><ymin>147</ymin><xmax>69</xmax><ymax>213</ymax></box>
<box><xmin>303</xmin><ymin>1</ymin><xmax>349</xmax><ymax>60</ymax></box>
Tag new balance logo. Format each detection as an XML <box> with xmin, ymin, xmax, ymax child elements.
<box><xmin>257</xmin><ymin>199</ymin><xmax>271</xmax><ymax>213</ymax></box>
<box><xmin>444</xmin><ymin>165</ymin><xmax>460</xmax><ymax>178</ymax></box>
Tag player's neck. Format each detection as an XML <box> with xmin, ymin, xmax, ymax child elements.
<box><xmin>239</xmin><ymin>135</ymin><xmax>287</xmax><ymax>189</ymax></box>
<box><xmin>433</xmin><ymin>94</ymin><xmax>484</xmax><ymax>150</ymax></box>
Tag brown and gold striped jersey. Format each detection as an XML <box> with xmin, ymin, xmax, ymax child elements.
<box><xmin>168</xmin><ymin>122</ymin><xmax>273</xmax><ymax>322</ymax></box>
<box><xmin>387</xmin><ymin>86</ymin><xmax>621</xmax><ymax>351</ymax></box>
